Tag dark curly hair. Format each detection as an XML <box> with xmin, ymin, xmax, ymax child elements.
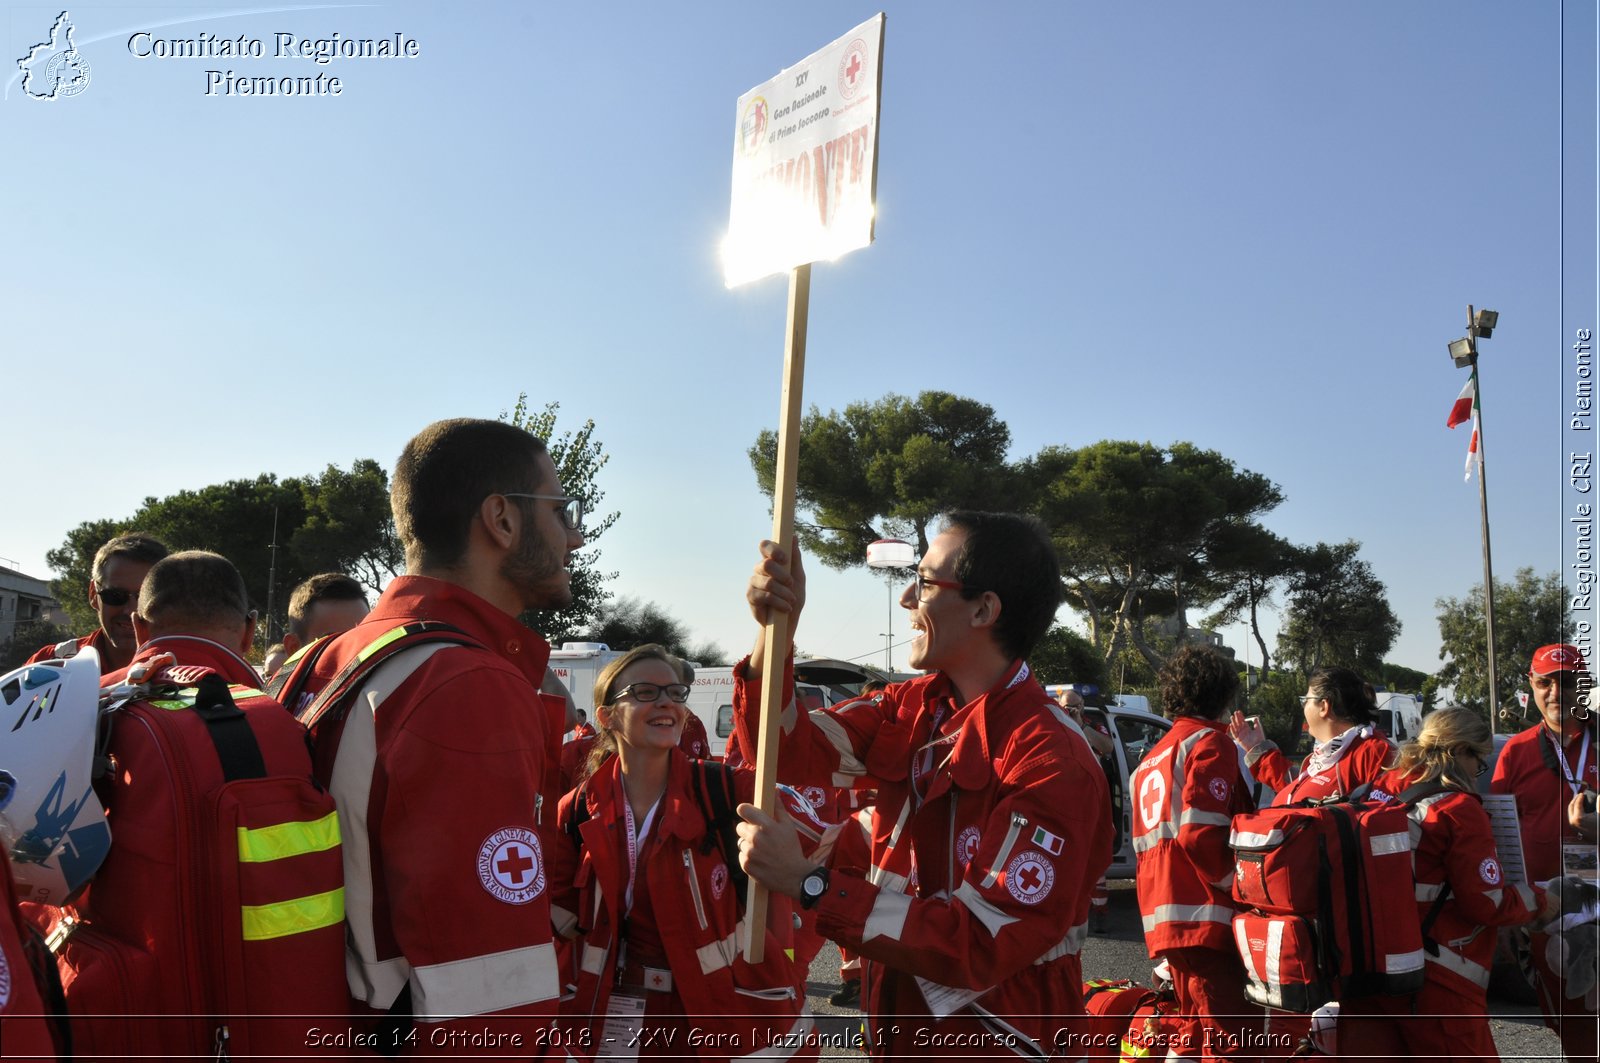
<box><xmin>1158</xmin><ymin>644</ymin><xmax>1240</xmax><ymax>721</ymax></box>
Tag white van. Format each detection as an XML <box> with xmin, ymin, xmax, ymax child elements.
<box><xmin>688</xmin><ymin>658</ymin><xmax>891</xmax><ymax>758</ymax></box>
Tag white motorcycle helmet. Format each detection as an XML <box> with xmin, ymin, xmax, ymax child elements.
<box><xmin>0</xmin><ymin>647</ymin><xmax>112</xmax><ymax>904</ymax></box>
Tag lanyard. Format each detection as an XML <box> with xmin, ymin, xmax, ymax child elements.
<box><xmin>1547</xmin><ymin>727</ymin><xmax>1593</xmax><ymax>795</ymax></box>
<box><xmin>621</xmin><ymin>794</ymin><xmax>660</xmax><ymax>916</ymax></box>
<box><xmin>911</xmin><ymin>702</ymin><xmax>954</xmax><ymax>808</ymax></box>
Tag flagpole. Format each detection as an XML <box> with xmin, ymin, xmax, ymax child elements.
<box><xmin>1467</xmin><ymin>307</ymin><xmax>1499</xmax><ymax>736</ymax></box>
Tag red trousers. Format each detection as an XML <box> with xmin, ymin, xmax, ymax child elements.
<box><xmin>1338</xmin><ymin>980</ymin><xmax>1497</xmax><ymax>1063</ymax></box>
<box><xmin>1163</xmin><ymin>946</ymin><xmax>1264</xmax><ymax>1062</ymax></box>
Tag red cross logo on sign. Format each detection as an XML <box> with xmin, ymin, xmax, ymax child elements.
<box><xmin>1004</xmin><ymin>851</ymin><xmax>1055</xmax><ymax>905</ymax></box>
<box><xmin>477</xmin><ymin>827</ymin><xmax>545</xmax><ymax>905</ymax></box>
<box><xmin>1138</xmin><ymin>771</ymin><xmax>1167</xmax><ymax>830</ymax></box>
<box><xmin>837</xmin><ymin>37</ymin><xmax>871</xmax><ymax>102</ymax></box>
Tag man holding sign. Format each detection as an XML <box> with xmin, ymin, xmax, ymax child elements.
<box><xmin>733</xmin><ymin>512</ymin><xmax>1113</xmax><ymax>1059</ymax></box>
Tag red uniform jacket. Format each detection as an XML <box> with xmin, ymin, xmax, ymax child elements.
<box><xmin>1490</xmin><ymin>722</ymin><xmax>1599</xmax><ymax>882</ymax></box>
<box><xmin>25</xmin><ymin>629</ymin><xmax>113</xmax><ymax>672</ymax></box>
<box><xmin>1371</xmin><ymin>769</ymin><xmax>1545</xmax><ymax>1003</ymax></box>
<box><xmin>734</xmin><ymin>657</ymin><xmax>1112</xmax><ymax>1058</ymax></box>
<box><xmin>292</xmin><ymin>576</ymin><xmax>567</xmax><ymax>1053</ymax></box>
<box><xmin>1246</xmin><ymin>729</ymin><xmax>1393</xmax><ymax>805</ymax></box>
<box><xmin>550</xmin><ymin>752</ymin><xmax>810</xmax><ymax>1061</ymax></box>
<box><xmin>1132</xmin><ymin>716</ymin><xmax>1254</xmax><ymax>954</ymax></box>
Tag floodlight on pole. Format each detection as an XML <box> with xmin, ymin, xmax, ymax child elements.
<box><xmin>866</xmin><ymin>538</ymin><xmax>916</xmax><ymax>671</ymax></box>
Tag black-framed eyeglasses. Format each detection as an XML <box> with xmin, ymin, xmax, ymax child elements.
<box><xmin>1300</xmin><ymin>694</ymin><xmax>1322</xmax><ymax>704</ymax></box>
<box><xmin>908</xmin><ymin>572</ymin><xmax>978</xmax><ymax>601</ymax></box>
<box><xmin>612</xmin><ymin>682</ymin><xmax>691</xmax><ymax>704</ymax></box>
<box><xmin>95</xmin><ymin>584</ymin><xmax>135</xmax><ymax>607</ymax></box>
<box><xmin>501</xmin><ymin>493</ymin><xmax>584</xmax><ymax>531</ymax></box>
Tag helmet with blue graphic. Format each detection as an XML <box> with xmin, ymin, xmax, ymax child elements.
<box><xmin>0</xmin><ymin>648</ymin><xmax>112</xmax><ymax>903</ymax></box>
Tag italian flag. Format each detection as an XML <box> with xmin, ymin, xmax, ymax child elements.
<box><xmin>1448</xmin><ymin>373</ymin><xmax>1480</xmax><ymax>482</ymax></box>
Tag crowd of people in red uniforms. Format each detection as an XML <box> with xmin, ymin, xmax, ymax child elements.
<box><xmin>1</xmin><ymin>415</ymin><xmax>1596</xmax><ymax>1063</ymax></box>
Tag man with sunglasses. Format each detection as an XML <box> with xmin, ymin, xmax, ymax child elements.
<box><xmin>733</xmin><ymin>511</ymin><xmax>1113</xmax><ymax>1059</ymax></box>
<box><xmin>284</xmin><ymin>418</ymin><xmax>584</xmax><ymax>1054</ymax></box>
<box><xmin>1491</xmin><ymin>643</ymin><xmax>1600</xmax><ymax>1062</ymax></box>
<box><xmin>27</xmin><ymin>532</ymin><xmax>168</xmax><ymax>674</ymax></box>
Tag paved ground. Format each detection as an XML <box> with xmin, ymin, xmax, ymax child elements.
<box><xmin>795</xmin><ymin>881</ymin><xmax>1572</xmax><ymax>1060</ymax></box>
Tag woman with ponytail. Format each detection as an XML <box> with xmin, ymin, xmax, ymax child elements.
<box><xmin>1230</xmin><ymin>667</ymin><xmax>1392</xmax><ymax>804</ymax></box>
<box><xmin>1339</xmin><ymin>707</ymin><xmax>1558</xmax><ymax>1062</ymax></box>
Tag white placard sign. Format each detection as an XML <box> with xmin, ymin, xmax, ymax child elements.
<box><xmin>723</xmin><ymin>14</ymin><xmax>885</xmax><ymax>287</ymax></box>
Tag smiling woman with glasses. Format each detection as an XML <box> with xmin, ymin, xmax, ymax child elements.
<box><xmin>546</xmin><ymin>643</ymin><xmax>810</xmax><ymax>1057</ymax></box>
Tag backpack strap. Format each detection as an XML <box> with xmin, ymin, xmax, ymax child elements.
<box><xmin>296</xmin><ymin>621</ymin><xmax>476</xmax><ymax>734</ymax></box>
<box><xmin>191</xmin><ymin>672</ymin><xmax>268</xmax><ymax>782</ymax></box>
<box><xmin>1391</xmin><ymin>780</ymin><xmax>1456</xmax><ymax>954</ymax></box>
<box><xmin>264</xmin><ymin>633</ymin><xmax>338</xmax><ymax>713</ymax></box>
<box><xmin>689</xmin><ymin>759</ymin><xmax>749</xmax><ymax>908</ymax></box>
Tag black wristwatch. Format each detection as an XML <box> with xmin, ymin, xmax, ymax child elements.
<box><xmin>799</xmin><ymin>866</ymin><xmax>829</xmax><ymax>910</ymax></box>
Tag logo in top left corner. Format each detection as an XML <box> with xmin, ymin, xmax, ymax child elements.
<box><xmin>18</xmin><ymin>11</ymin><xmax>92</xmax><ymax>101</ymax></box>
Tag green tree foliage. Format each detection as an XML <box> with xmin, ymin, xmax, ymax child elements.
<box><xmin>1277</xmin><ymin>541</ymin><xmax>1400</xmax><ymax>678</ymax></box>
<box><xmin>0</xmin><ymin>620</ymin><xmax>75</xmax><ymax>672</ymax></box>
<box><xmin>1027</xmin><ymin>625</ymin><xmax>1108</xmax><ymax>688</ymax></box>
<box><xmin>579</xmin><ymin>595</ymin><xmax>728</xmax><ymax>666</ymax></box>
<box><xmin>46</xmin><ymin>465</ymin><xmax>398</xmax><ymax>642</ymax></box>
<box><xmin>1025</xmin><ymin>441</ymin><xmax>1284</xmax><ymax>671</ymax></box>
<box><xmin>1204</xmin><ymin>525</ymin><xmax>1295</xmax><ymax>675</ymax></box>
<box><xmin>1436</xmin><ymin>567</ymin><xmax>1570</xmax><ymax>714</ymax></box>
<box><xmin>1247</xmin><ymin>671</ymin><xmax>1313</xmax><ymax>757</ymax></box>
<box><xmin>504</xmin><ymin>396</ymin><xmax>619</xmax><ymax>646</ymax></box>
<box><xmin>749</xmin><ymin>392</ymin><xmax>1017</xmax><ymax>569</ymax></box>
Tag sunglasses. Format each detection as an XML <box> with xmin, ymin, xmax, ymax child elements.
<box><xmin>95</xmin><ymin>584</ymin><xmax>136</xmax><ymax>607</ymax></box>
<box><xmin>612</xmin><ymin>682</ymin><xmax>691</xmax><ymax>704</ymax></box>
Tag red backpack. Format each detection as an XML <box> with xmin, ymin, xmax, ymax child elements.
<box><xmin>1228</xmin><ymin>781</ymin><xmax>1447</xmax><ymax>1013</ymax></box>
<box><xmin>1082</xmin><ymin>978</ymin><xmax>1180</xmax><ymax>1061</ymax></box>
<box><xmin>38</xmin><ymin>664</ymin><xmax>348</xmax><ymax>1058</ymax></box>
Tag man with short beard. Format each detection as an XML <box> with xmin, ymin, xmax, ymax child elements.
<box><xmin>288</xmin><ymin>418</ymin><xmax>583</xmax><ymax>1053</ymax></box>
<box><xmin>1492</xmin><ymin>644</ymin><xmax>1600</xmax><ymax>1063</ymax></box>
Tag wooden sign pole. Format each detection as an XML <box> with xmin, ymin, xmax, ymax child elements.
<box><xmin>744</xmin><ymin>261</ymin><xmax>810</xmax><ymax>963</ymax></box>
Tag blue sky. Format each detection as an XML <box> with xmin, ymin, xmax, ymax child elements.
<box><xmin>2</xmin><ymin>1</ymin><xmax>1593</xmax><ymax>686</ymax></box>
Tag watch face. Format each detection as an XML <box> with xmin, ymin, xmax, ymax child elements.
<box><xmin>803</xmin><ymin>873</ymin><xmax>825</xmax><ymax>896</ymax></box>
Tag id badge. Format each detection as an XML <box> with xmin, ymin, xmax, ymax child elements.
<box><xmin>597</xmin><ymin>992</ymin><xmax>646</xmax><ymax>1058</ymax></box>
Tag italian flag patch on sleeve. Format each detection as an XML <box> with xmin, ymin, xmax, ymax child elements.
<box><xmin>1031</xmin><ymin>826</ymin><xmax>1064</xmax><ymax>856</ymax></box>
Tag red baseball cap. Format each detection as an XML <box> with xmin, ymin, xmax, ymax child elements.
<box><xmin>1530</xmin><ymin>644</ymin><xmax>1587</xmax><ymax>675</ymax></box>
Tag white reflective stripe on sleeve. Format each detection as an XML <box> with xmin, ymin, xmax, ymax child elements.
<box><xmin>1368</xmin><ymin>831</ymin><xmax>1410</xmax><ymax>857</ymax></box>
<box><xmin>1484</xmin><ymin>888</ymin><xmax>1504</xmax><ymax>906</ymax></box>
<box><xmin>579</xmin><ymin>942</ymin><xmax>607</xmax><ymax>977</ymax></box>
<box><xmin>1266</xmin><ymin>919</ymin><xmax>1285</xmax><ymax>999</ymax></box>
<box><xmin>1230</xmin><ymin>828</ymin><xmax>1285</xmax><ymax>849</ymax></box>
<box><xmin>1384</xmin><ymin>949</ymin><xmax>1425</xmax><ymax>974</ymax></box>
<box><xmin>862</xmin><ymin>888</ymin><xmax>913</xmax><ymax>942</ymax></box>
<box><xmin>696</xmin><ymin>930</ymin><xmax>738</xmax><ymax>976</ymax></box>
<box><xmin>1212</xmin><ymin>872</ymin><xmax>1235</xmax><ymax>892</ymax></box>
<box><xmin>1033</xmin><ymin>921</ymin><xmax>1088</xmax><ymax>963</ymax></box>
<box><xmin>330</xmin><ymin>642</ymin><xmax>454</xmax><ymax>1009</ymax></box>
<box><xmin>1178</xmin><ymin>809</ymin><xmax>1231</xmax><ymax>828</ymax></box>
<box><xmin>1425</xmin><ymin>942</ymin><xmax>1491</xmax><ymax>988</ymax></box>
<box><xmin>809</xmin><ymin>711</ymin><xmax>868</xmax><ymax>778</ymax></box>
<box><xmin>1514</xmin><ymin>883</ymin><xmax>1538</xmax><ymax>910</ymax></box>
<box><xmin>411</xmin><ymin>941</ymin><xmax>560</xmax><ymax>1021</ymax></box>
<box><xmin>733</xmin><ymin>1013</ymin><xmax>816</xmax><ymax>1060</ymax></box>
<box><xmin>551</xmin><ymin>903</ymin><xmax>578</xmax><ymax>939</ymax></box>
<box><xmin>952</xmin><ymin>880</ymin><xmax>1019</xmax><ymax>937</ymax></box>
<box><xmin>1415</xmin><ymin>882</ymin><xmax>1444</xmax><ymax>902</ymax></box>
<box><xmin>1141</xmin><ymin>903</ymin><xmax>1236</xmax><ymax>932</ymax></box>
